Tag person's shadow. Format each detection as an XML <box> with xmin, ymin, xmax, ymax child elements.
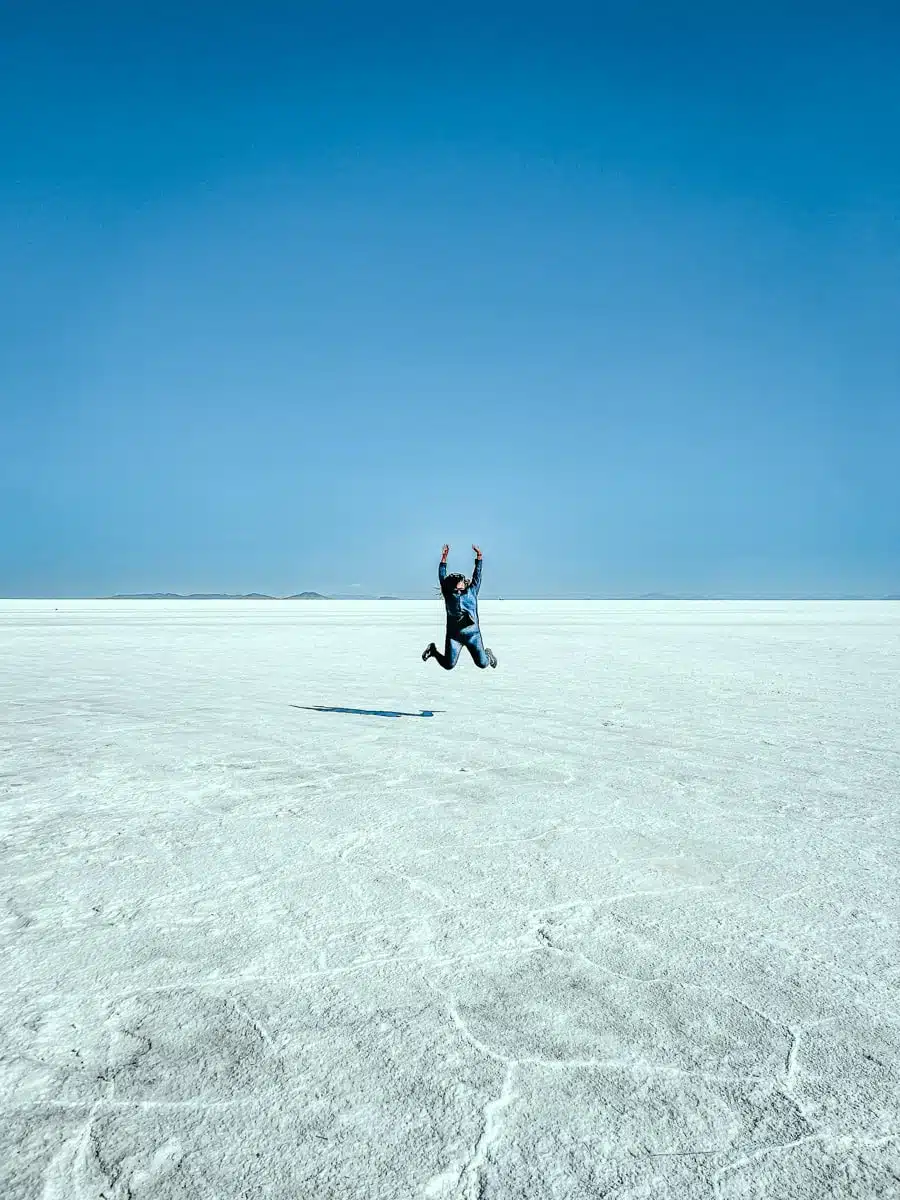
<box><xmin>291</xmin><ymin>705</ymin><xmax>440</xmax><ymax>719</ymax></box>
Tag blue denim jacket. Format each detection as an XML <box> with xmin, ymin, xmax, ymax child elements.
<box><xmin>439</xmin><ymin>557</ymin><xmax>482</xmax><ymax>629</ymax></box>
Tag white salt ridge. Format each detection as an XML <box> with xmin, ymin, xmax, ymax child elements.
<box><xmin>2</xmin><ymin>600</ymin><xmax>899</xmax><ymax>1198</ymax></box>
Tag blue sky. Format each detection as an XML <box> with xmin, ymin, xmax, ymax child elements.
<box><xmin>2</xmin><ymin>1</ymin><xmax>898</xmax><ymax>597</ymax></box>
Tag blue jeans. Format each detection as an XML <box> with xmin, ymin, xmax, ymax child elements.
<box><xmin>433</xmin><ymin>625</ymin><xmax>490</xmax><ymax>670</ymax></box>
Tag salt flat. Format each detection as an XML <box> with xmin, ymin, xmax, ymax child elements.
<box><xmin>2</xmin><ymin>599</ymin><xmax>899</xmax><ymax>1199</ymax></box>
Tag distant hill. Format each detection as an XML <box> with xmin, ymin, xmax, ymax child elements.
<box><xmin>110</xmin><ymin>593</ymin><xmax>276</xmax><ymax>600</ymax></box>
<box><xmin>286</xmin><ymin>592</ymin><xmax>329</xmax><ymax>599</ymax></box>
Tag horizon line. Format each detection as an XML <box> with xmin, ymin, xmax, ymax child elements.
<box><xmin>2</xmin><ymin>594</ymin><xmax>898</xmax><ymax>603</ymax></box>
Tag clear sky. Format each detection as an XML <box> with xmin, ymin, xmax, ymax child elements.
<box><xmin>2</xmin><ymin>1</ymin><xmax>898</xmax><ymax>597</ymax></box>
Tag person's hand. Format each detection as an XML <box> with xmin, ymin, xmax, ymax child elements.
<box><xmin>441</xmin><ymin>544</ymin><xmax>450</xmax><ymax>561</ymax></box>
<box><xmin>472</xmin><ymin>544</ymin><xmax>482</xmax><ymax>559</ymax></box>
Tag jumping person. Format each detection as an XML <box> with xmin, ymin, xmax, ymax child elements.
<box><xmin>422</xmin><ymin>544</ymin><xmax>498</xmax><ymax>670</ymax></box>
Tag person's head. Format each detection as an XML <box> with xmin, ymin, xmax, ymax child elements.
<box><xmin>444</xmin><ymin>572</ymin><xmax>470</xmax><ymax>594</ymax></box>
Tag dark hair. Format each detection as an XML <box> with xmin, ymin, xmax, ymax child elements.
<box><xmin>440</xmin><ymin>572</ymin><xmax>469</xmax><ymax>596</ymax></box>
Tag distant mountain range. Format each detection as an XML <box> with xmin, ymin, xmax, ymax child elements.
<box><xmin>633</xmin><ymin>593</ymin><xmax>900</xmax><ymax>601</ymax></box>
<box><xmin>104</xmin><ymin>592</ymin><xmax>899</xmax><ymax>601</ymax></box>
<box><xmin>109</xmin><ymin>592</ymin><xmax>330</xmax><ymax>600</ymax></box>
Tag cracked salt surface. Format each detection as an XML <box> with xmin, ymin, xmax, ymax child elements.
<box><xmin>2</xmin><ymin>599</ymin><xmax>899</xmax><ymax>1199</ymax></box>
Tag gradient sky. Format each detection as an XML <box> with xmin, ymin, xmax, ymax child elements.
<box><xmin>2</xmin><ymin>1</ymin><xmax>898</xmax><ymax>597</ymax></box>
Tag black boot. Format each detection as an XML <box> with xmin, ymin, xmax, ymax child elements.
<box><xmin>487</xmin><ymin>648</ymin><xmax>497</xmax><ymax>668</ymax></box>
<box><xmin>422</xmin><ymin>643</ymin><xmax>436</xmax><ymax>662</ymax></box>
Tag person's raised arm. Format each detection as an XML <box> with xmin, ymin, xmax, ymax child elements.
<box><xmin>438</xmin><ymin>543</ymin><xmax>449</xmax><ymax>586</ymax></box>
<box><xmin>471</xmin><ymin>545</ymin><xmax>483</xmax><ymax>592</ymax></box>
